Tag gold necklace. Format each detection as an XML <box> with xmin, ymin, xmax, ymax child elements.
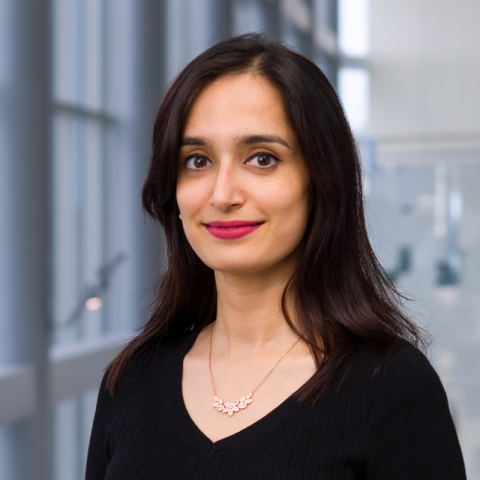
<box><xmin>209</xmin><ymin>323</ymin><xmax>300</xmax><ymax>417</ymax></box>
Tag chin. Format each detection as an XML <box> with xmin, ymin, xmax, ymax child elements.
<box><xmin>199</xmin><ymin>252</ymin><xmax>272</xmax><ymax>275</ymax></box>
<box><xmin>205</xmin><ymin>260</ymin><xmax>268</xmax><ymax>275</ymax></box>
<box><xmin>201</xmin><ymin>250</ymin><xmax>296</xmax><ymax>277</ymax></box>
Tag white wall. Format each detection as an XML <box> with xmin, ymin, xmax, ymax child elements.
<box><xmin>369</xmin><ymin>0</ymin><xmax>480</xmax><ymax>140</ymax></box>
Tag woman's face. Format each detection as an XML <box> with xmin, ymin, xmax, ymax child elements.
<box><xmin>176</xmin><ymin>73</ymin><xmax>311</xmax><ymax>276</ymax></box>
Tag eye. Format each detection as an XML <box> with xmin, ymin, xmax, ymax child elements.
<box><xmin>245</xmin><ymin>152</ymin><xmax>279</xmax><ymax>169</ymax></box>
<box><xmin>185</xmin><ymin>155</ymin><xmax>212</xmax><ymax>170</ymax></box>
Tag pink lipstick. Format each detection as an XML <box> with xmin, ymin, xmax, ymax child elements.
<box><xmin>204</xmin><ymin>220</ymin><xmax>264</xmax><ymax>239</ymax></box>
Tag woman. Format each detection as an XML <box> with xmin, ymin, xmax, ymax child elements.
<box><xmin>86</xmin><ymin>34</ymin><xmax>465</xmax><ymax>479</ymax></box>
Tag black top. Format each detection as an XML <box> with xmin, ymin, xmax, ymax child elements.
<box><xmin>86</xmin><ymin>332</ymin><xmax>466</xmax><ymax>479</ymax></box>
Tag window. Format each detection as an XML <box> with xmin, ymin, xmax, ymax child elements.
<box><xmin>0</xmin><ymin>2</ymin><xmax>343</xmax><ymax>479</ymax></box>
<box><xmin>52</xmin><ymin>0</ymin><xmax>111</xmax><ymax>346</ymax></box>
<box><xmin>51</xmin><ymin>3</ymin><xmax>115</xmax><ymax>478</ymax></box>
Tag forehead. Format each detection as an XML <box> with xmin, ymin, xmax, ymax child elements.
<box><xmin>183</xmin><ymin>74</ymin><xmax>293</xmax><ymax>140</ymax></box>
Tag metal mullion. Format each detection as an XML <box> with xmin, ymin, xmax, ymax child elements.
<box><xmin>101</xmin><ymin>0</ymin><xmax>108</xmax><ymax>112</ymax></box>
<box><xmin>75</xmin><ymin>116</ymin><xmax>86</xmax><ymax>343</ymax></box>
<box><xmin>53</xmin><ymin>101</ymin><xmax>115</xmax><ymax>124</ymax></box>
<box><xmin>101</xmin><ymin>0</ymin><xmax>110</xmax><ymax>336</ymax></box>
<box><xmin>101</xmin><ymin>122</ymin><xmax>109</xmax><ymax>335</ymax></box>
<box><xmin>76</xmin><ymin>0</ymin><xmax>86</xmax><ymax>105</ymax></box>
<box><xmin>339</xmin><ymin>54</ymin><xmax>366</xmax><ymax>69</ymax></box>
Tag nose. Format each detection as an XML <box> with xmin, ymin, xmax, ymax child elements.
<box><xmin>209</xmin><ymin>163</ymin><xmax>245</xmax><ymax>212</ymax></box>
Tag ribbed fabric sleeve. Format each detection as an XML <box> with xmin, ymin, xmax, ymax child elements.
<box><xmin>365</xmin><ymin>345</ymin><xmax>465</xmax><ymax>479</ymax></box>
<box><xmin>85</xmin><ymin>333</ymin><xmax>466</xmax><ymax>480</ymax></box>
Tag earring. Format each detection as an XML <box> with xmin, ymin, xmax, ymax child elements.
<box><xmin>179</xmin><ymin>214</ymin><xmax>182</xmax><ymax>220</ymax></box>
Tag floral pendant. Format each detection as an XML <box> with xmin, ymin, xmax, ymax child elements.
<box><xmin>212</xmin><ymin>392</ymin><xmax>253</xmax><ymax>417</ymax></box>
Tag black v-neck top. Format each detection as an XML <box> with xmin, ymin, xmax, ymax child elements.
<box><xmin>86</xmin><ymin>332</ymin><xmax>466</xmax><ymax>479</ymax></box>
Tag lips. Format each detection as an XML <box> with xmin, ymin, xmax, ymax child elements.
<box><xmin>205</xmin><ymin>221</ymin><xmax>263</xmax><ymax>228</ymax></box>
<box><xmin>204</xmin><ymin>220</ymin><xmax>264</xmax><ymax>239</ymax></box>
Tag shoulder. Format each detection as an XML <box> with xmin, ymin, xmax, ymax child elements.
<box><xmin>356</xmin><ymin>337</ymin><xmax>436</xmax><ymax>382</ymax></box>
<box><xmin>351</xmin><ymin>338</ymin><xmax>435</xmax><ymax>388</ymax></box>
<box><xmin>374</xmin><ymin>339</ymin><xmax>443</xmax><ymax>401</ymax></box>
<box><xmin>366</xmin><ymin>337</ymin><xmax>455</xmax><ymax>438</ymax></box>
<box><xmin>102</xmin><ymin>331</ymin><xmax>198</xmax><ymax>400</ymax></box>
<box><xmin>92</xmin><ymin>331</ymin><xmax>196</xmax><ymax>430</ymax></box>
<box><xmin>348</xmin><ymin>337</ymin><xmax>452</xmax><ymax>427</ymax></box>
<box><xmin>386</xmin><ymin>337</ymin><xmax>433</xmax><ymax>370</ymax></box>
<box><xmin>363</xmin><ymin>341</ymin><xmax>466</xmax><ymax>478</ymax></box>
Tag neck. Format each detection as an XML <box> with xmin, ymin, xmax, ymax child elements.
<box><xmin>213</xmin><ymin>258</ymin><xmax>298</xmax><ymax>356</ymax></box>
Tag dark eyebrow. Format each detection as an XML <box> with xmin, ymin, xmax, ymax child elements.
<box><xmin>180</xmin><ymin>136</ymin><xmax>212</xmax><ymax>147</ymax></box>
<box><xmin>236</xmin><ymin>135</ymin><xmax>290</xmax><ymax>149</ymax></box>
<box><xmin>181</xmin><ymin>134</ymin><xmax>290</xmax><ymax>149</ymax></box>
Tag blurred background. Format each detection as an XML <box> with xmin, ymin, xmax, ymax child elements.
<box><xmin>0</xmin><ymin>0</ymin><xmax>479</xmax><ymax>478</ymax></box>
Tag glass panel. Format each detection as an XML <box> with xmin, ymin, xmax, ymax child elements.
<box><xmin>338</xmin><ymin>67</ymin><xmax>370</xmax><ymax>132</ymax></box>
<box><xmin>83</xmin><ymin>119</ymin><xmax>105</xmax><ymax>339</ymax></box>
<box><xmin>282</xmin><ymin>0</ymin><xmax>310</xmax><ymax>42</ymax></box>
<box><xmin>165</xmin><ymin>0</ymin><xmax>214</xmax><ymax>83</ymax></box>
<box><xmin>84</xmin><ymin>0</ymin><xmax>104</xmax><ymax>110</ymax></box>
<box><xmin>283</xmin><ymin>18</ymin><xmax>311</xmax><ymax>58</ymax></box>
<box><xmin>51</xmin><ymin>2</ymin><xmax>114</xmax><ymax>479</ymax></box>
<box><xmin>52</xmin><ymin>113</ymin><xmax>106</xmax><ymax>346</ymax></box>
<box><xmin>367</xmin><ymin>160</ymin><xmax>480</xmax><ymax>477</ymax></box>
<box><xmin>315</xmin><ymin>0</ymin><xmax>338</xmax><ymax>32</ymax></box>
<box><xmin>52</xmin><ymin>388</ymin><xmax>98</xmax><ymax>480</ymax></box>
<box><xmin>53</xmin><ymin>0</ymin><xmax>79</xmax><ymax>103</ymax></box>
<box><xmin>53</xmin><ymin>0</ymin><xmax>104</xmax><ymax>108</ymax></box>
<box><xmin>338</xmin><ymin>0</ymin><xmax>369</xmax><ymax>57</ymax></box>
<box><xmin>0</xmin><ymin>427</ymin><xmax>11</xmax><ymax>480</ymax></box>
<box><xmin>52</xmin><ymin>0</ymin><xmax>110</xmax><ymax>346</ymax></box>
<box><xmin>233</xmin><ymin>0</ymin><xmax>266</xmax><ymax>34</ymax></box>
<box><xmin>0</xmin><ymin>0</ymin><xmax>7</xmax><ymax>85</ymax></box>
<box><xmin>0</xmin><ymin>0</ymin><xmax>10</xmax><ymax>367</ymax></box>
<box><xmin>52</xmin><ymin>113</ymin><xmax>79</xmax><ymax>345</ymax></box>
<box><xmin>315</xmin><ymin>52</ymin><xmax>336</xmax><ymax>87</ymax></box>
<box><xmin>53</xmin><ymin>397</ymin><xmax>77</xmax><ymax>480</ymax></box>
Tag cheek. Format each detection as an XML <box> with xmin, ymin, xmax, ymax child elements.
<box><xmin>176</xmin><ymin>187</ymin><xmax>189</xmax><ymax>214</ymax></box>
<box><xmin>264</xmin><ymin>178</ymin><xmax>310</xmax><ymax>221</ymax></box>
<box><xmin>176</xmin><ymin>179</ymin><xmax>206</xmax><ymax>216</ymax></box>
<box><xmin>176</xmin><ymin>180</ymin><xmax>211</xmax><ymax>254</ymax></box>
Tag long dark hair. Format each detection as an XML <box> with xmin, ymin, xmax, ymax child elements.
<box><xmin>106</xmin><ymin>33</ymin><xmax>426</xmax><ymax>402</ymax></box>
